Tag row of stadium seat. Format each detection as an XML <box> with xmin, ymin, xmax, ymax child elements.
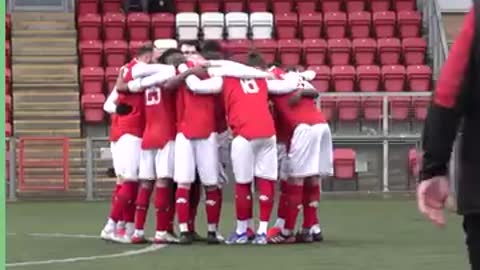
<box><xmin>77</xmin><ymin>0</ymin><xmax>417</xmax><ymax>15</ymax></box>
<box><xmin>79</xmin><ymin>37</ymin><xmax>427</xmax><ymax>67</ymax></box>
<box><xmin>6</xmin><ymin>14</ymin><xmax>12</xmax><ymax>137</ymax></box>
<box><xmin>79</xmin><ymin>64</ymin><xmax>431</xmax><ymax>94</ymax></box>
<box><xmin>77</xmin><ymin>10</ymin><xmax>421</xmax><ymax>41</ymax></box>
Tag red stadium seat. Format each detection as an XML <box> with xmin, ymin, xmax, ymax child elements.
<box><xmin>328</xmin><ymin>38</ymin><xmax>352</xmax><ymax>65</ymax></box>
<box><xmin>352</xmin><ymin>38</ymin><xmax>376</xmax><ymax>65</ymax></box>
<box><xmin>226</xmin><ymin>39</ymin><xmax>253</xmax><ymax>64</ymax></box>
<box><xmin>103</xmin><ymin>0</ymin><xmax>123</xmax><ymax>13</ymax></box>
<box><xmin>199</xmin><ymin>0</ymin><xmax>221</xmax><ymax>12</ymax></box>
<box><xmin>300</xmin><ymin>13</ymin><xmax>323</xmax><ymax>39</ymax></box>
<box><xmin>248</xmin><ymin>0</ymin><xmax>269</xmax><ymax>12</ymax></box>
<box><xmin>224</xmin><ymin>0</ymin><xmax>246</xmax><ymax>12</ymax></box>
<box><xmin>357</xmin><ymin>65</ymin><xmax>380</xmax><ymax>92</ymax></box>
<box><xmin>348</xmin><ymin>11</ymin><xmax>371</xmax><ymax>39</ymax></box>
<box><xmin>253</xmin><ymin>39</ymin><xmax>278</xmax><ymax>64</ymax></box>
<box><xmin>81</xmin><ymin>94</ymin><xmax>106</xmax><ymax>123</ymax></box>
<box><xmin>127</xmin><ymin>13</ymin><xmax>151</xmax><ymax>41</ymax></box>
<box><xmin>332</xmin><ymin>65</ymin><xmax>355</xmax><ymax>92</ymax></box>
<box><xmin>129</xmin><ymin>40</ymin><xmax>150</xmax><ymax>58</ymax></box>
<box><xmin>402</xmin><ymin>37</ymin><xmax>427</xmax><ymax>65</ymax></box>
<box><xmin>104</xmin><ymin>40</ymin><xmax>128</xmax><ymax>67</ymax></box>
<box><xmin>308</xmin><ymin>65</ymin><xmax>331</xmax><ymax>92</ymax></box>
<box><xmin>378</xmin><ymin>38</ymin><xmax>401</xmax><ymax>65</ymax></box>
<box><xmin>346</xmin><ymin>0</ymin><xmax>367</xmax><ymax>12</ymax></box>
<box><xmin>337</xmin><ymin>98</ymin><xmax>360</xmax><ymax>121</ymax></box>
<box><xmin>320</xmin><ymin>97</ymin><xmax>336</xmax><ymax>121</ymax></box>
<box><xmin>373</xmin><ymin>11</ymin><xmax>396</xmax><ymax>38</ymax></box>
<box><xmin>278</xmin><ymin>39</ymin><xmax>302</xmax><ymax>66</ymax></box>
<box><xmin>175</xmin><ymin>0</ymin><xmax>197</xmax><ymax>12</ymax></box>
<box><xmin>333</xmin><ymin>148</ymin><xmax>356</xmax><ymax>178</ymax></box>
<box><xmin>395</xmin><ymin>0</ymin><xmax>417</xmax><ymax>12</ymax></box>
<box><xmin>412</xmin><ymin>96</ymin><xmax>430</xmax><ymax>121</ymax></box>
<box><xmin>369</xmin><ymin>0</ymin><xmax>390</xmax><ymax>12</ymax></box>
<box><xmin>398</xmin><ymin>11</ymin><xmax>421</xmax><ymax>38</ymax></box>
<box><xmin>151</xmin><ymin>13</ymin><xmax>175</xmax><ymax>39</ymax></box>
<box><xmin>6</xmin><ymin>68</ymin><xmax>11</xmax><ymax>94</ymax></box>
<box><xmin>79</xmin><ymin>40</ymin><xmax>103</xmax><ymax>67</ymax></box>
<box><xmin>78</xmin><ymin>13</ymin><xmax>102</xmax><ymax>41</ymax></box>
<box><xmin>321</xmin><ymin>0</ymin><xmax>342</xmax><ymax>12</ymax></box>
<box><xmin>275</xmin><ymin>13</ymin><xmax>298</xmax><ymax>39</ymax></box>
<box><xmin>407</xmin><ymin>65</ymin><xmax>432</xmax><ymax>92</ymax></box>
<box><xmin>6</xmin><ymin>42</ymin><xmax>10</xmax><ymax>68</ymax></box>
<box><xmin>382</xmin><ymin>65</ymin><xmax>406</xmax><ymax>92</ymax></box>
<box><xmin>6</xmin><ymin>14</ymin><xmax>10</xmax><ymax>40</ymax></box>
<box><xmin>303</xmin><ymin>39</ymin><xmax>327</xmax><ymax>66</ymax></box>
<box><xmin>362</xmin><ymin>97</ymin><xmax>383</xmax><ymax>120</ymax></box>
<box><xmin>272</xmin><ymin>0</ymin><xmax>293</xmax><ymax>13</ymax></box>
<box><xmin>81</xmin><ymin>67</ymin><xmax>105</xmax><ymax>94</ymax></box>
<box><xmin>324</xmin><ymin>12</ymin><xmax>347</xmax><ymax>38</ymax></box>
<box><xmin>6</xmin><ymin>123</ymin><xmax>11</xmax><ymax>137</ymax></box>
<box><xmin>78</xmin><ymin>0</ymin><xmax>99</xmax><ymax>15</ymax></box>
<box><xmin>297</xmin><ymin>0</ymin><xmax>318</xmax><ymax>14</ymax></box>
<box><xmin>389</xmin><ymin>97</ymin><xmax>411</xmax><ymax>121</ymax></box>
<box><xmin>103</xmin><ymin>13</ymin><xmax>126</xmax><ymax>41</ymax></box>
<box><xmin>106</xmin><ymin>67</ymin><xmax>121</xmax><ymax>92</ymax></box>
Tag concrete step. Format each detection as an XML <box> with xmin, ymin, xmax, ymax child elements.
<box><xmin>13</xmin><ymin>90</ymin><xmax>79</xmax><ymax>103</ymax></box>
<box><xmin>14</xmin><ymin>119</ymin><xmax>81</xmax><ymax>131</ymax></box>
<box><xmin>12</xmin><ymin>64</ymin><xmax>78</xmax><ymax>84</ymax></box>
<box><xmin>13</xmin><ymin>101</ymin><xmax>79</xmax><ymax>111</ymax></box>
<box><xmin>12</xmin><ymin>37</ymin><xmax>77</xmax><ymax>57</ymax></box>
<box><xmin>12</xmin><ymin>29</ymin><xmax>77</xmax><ymax>38</ymax></box>
<box><xmin>11</xmin><ymin>12</ymin><xmax>75</xmax><ymax>31</ymax></box>
<box><xmin>13</xmin><ymin>127</ymin><xmax>81</xmax><ymax>138</ymax></box>
<box><xmin>13</xmin><ymin>55</ymin><xmax>78</xmax><ymax>65</ymax></box>
<box><xmin>14</xmin><ymin>110</ymin><xmax>81</xmax><ymax>120</ymax></box>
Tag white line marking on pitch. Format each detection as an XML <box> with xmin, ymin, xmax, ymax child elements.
<box><xmin>6</xmin><ymin>233</ymin><xmax>167</xmax><ymax>268</ymax></box>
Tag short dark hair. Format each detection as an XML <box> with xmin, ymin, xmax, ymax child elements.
<box><xmin>136</xmin><ymin>43</ymin><xmax>154</xmax><ymax>56</ymax></box>
<box><xmin>179</xmin><ymin>40</ymin><xmax>200</xmax><ymax>51</ymax></box>
<box><xmin>158</xmin><ymin>48</ymin><xmax>183</xmax><ymax>63</ymax></box>
<box><xmin>246</xmin><ymin>50</ymin><xmax>266</xmax><ymax>69</ymax></box>
<box><xmin>202</xmin><ymin>40</ymin><xmax>223</xmax><ymax>53</ymax></box>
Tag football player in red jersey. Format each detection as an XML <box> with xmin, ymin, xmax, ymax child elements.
<box><xmin>183</xmin><ymin>57</ymin><xmax>301</xmax><ymax>245</ymax></box>
<box><xmin>266</xmin><ymin>65</ymin><xmax>333</xmax><ymax>244</ymax></box>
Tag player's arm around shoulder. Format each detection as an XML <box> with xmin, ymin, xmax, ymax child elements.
<box><xmin>267</xmin><ymin>72</ymin><xmax>302</xmax><ymax>95</ymax></box>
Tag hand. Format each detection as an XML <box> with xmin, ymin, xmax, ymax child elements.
<box><xmin>288</xmin><ymin>91</ymin><xmax>302</xmax><ymax>107</ymax></box>
<box><xmin>189</xmin><ymin>65</ymin><xmax>208</xmax><ymax>77</ymax></box>
<box><xmin>416</xmin><ymin>176</ymin><xmax>450</xmax><ymax>227</ymax></box>
<box><xmin>116</xmin><ymin>103</ymin><xmax>132</xmax><ymax>115</ymax></box>
<box><xmin>115</xmin><ymin>81</ymin><xmax>129</xmax><ymax>92</ymax></box>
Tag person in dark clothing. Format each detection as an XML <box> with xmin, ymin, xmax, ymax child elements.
<box><xmin>417</xmin><ymin>6</ymin><xmax>480</xmax><ymax>270</ymax></box>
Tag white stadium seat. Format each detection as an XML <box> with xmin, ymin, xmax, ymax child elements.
<box><xmin>201</xmin><ymin>12</ymin><xmax>225</xmax><ymax>40</ymax></box>
<box><xmin>176</xmin><ymin>12</ymin><xmax>200</xmax><ymax>40</ymax></box>
<box><xmin>153</xmin><ymin>39</ymin><xmax>178</xmax><ymax>54</ymax></box>
<box><xmin>250</xmin><ymin>12</ymin><xmax>274</xmax><ymax>39</ymax></box>
<box><xmin>225</xmin><ymin>12</ymin><xmax>249</xmax><ymax>39</ymax></box>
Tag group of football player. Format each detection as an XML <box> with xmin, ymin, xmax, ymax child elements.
<box><xmin>99</xmin><ymin>40</ymin><xmax>333</xmax><ymax>246</ymax></box>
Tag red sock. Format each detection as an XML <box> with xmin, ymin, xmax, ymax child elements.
<box><xmin>134</xmin><ymin>186</ymin><xmax>152</xmax><ymax>230</ymax></box>
<box><xmin>167</xmin><ymin>183</ymin><xmax>176</xmax><ymax>232</ymax></box>
<box><xmin>303</xmin><ymin>183</ymin><xmax>320</xmax><ymax>229</ymax></box>
<box><xmin>285</xmin><ymin>184</ymin><xmax>303</xmax><ymax>231</ymax></box>
<box><xmin>189</xmin><ymin>181</ymin><xmax>201</xmax><ymax>232</ymax></box>
<box><xmin>111</xmin><ymin>184</ymin><xmax>122</xmax><ymax>208</ymax></box>
<box><xmin>205</xmin><ymin>187</ymin><xmax>221</xmax><ymax>230</ymax></box>
<box><xmin>216</xmin><ymin>188</ymin><xmax>223</xmax><ymax>228</ymax></box>
<box><xmin>235</xmin><ymin>183</ymin><xmax>252</xmax><ymax>220</ymax></box>
<box><xmin>122</xmin><ymin>181</ymin><xmax>139</xmax><ymax>223</ymax></box>
<box><xmin>154</xmin><ymin>186</ymin><xmax>171</xmax><ymax>232</ymax></box>
<box><xmin>175</xmin><ymin>186</ymin><xmax>191</xmax><ymax>231</ymax></box>
<box><xmin>256</xmin><ymin>178</ymin><xmax>275</xmax><ymax>222</ymax></box>
<box><xmin>110</xmin><ymin>181</ymin><xmax>137</xmax><ymax>222</ymax></box>
<box><xmin>109</xmin><ymin>190</ymin><xmax>123</xmax><ymax>222</ymax></box>
<box><xmin>277</xmin><ymin>181</ymin><xmax>289</xmax><ymax>220</ymax></box>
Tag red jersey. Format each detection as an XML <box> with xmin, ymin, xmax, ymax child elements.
<box><xmin>110</xmin><ymin>59</ymin><xmax>145</xmax><ymax>141</ymax></box>
<box><xmin>142</xmin><ymin>86</ymin><xmax>177</xmax><ymax>149</ymax></box>
<box><xmin>176</xmin><ymin>62</ymin><xmax>217</xmax><ymax>139</ymax></box>
<box><xmin>222</xmin><ymin>77</ymin><xmax>276</xmax><ymax>139</ymax></box>
<box><xmin>215</xmin><ymin>96</ymin><xmax>228</xmax><ymax>133</ymax></box>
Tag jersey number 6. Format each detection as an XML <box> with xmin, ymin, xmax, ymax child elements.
<box><xmin>240</xmin><ymin>79</ymin><xmax>260</xmax><ymax>94</ymax></box>
<box><xmin>145</xmin><ymin>87</ymin><xmax>161</xmax><ymax>106</ymax></box>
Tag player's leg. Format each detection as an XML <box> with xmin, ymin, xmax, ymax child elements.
<box><xmin>188</xmin><ymin>175</ymin><xmax>201</xmax><ymax>240</ymax></box>
<box><xmin>195</xmin><ymin>133</ymin><xmax>223</xmax><ymax>244</ymax></box>
<box><xmin>269</xmin><ymin>143</ymin><xmax>289</xmax><ymax>238</ymax></box>
<box><xmin>226</xmin><ymin>136</ymin><xmax>255</xmax><ymax>245</ymax></box>
<box><xmin>152</xmin><ymin>141</ymin><xmax>179</xmax><ymax>244</ymax></box>
<box><xmin>131</xmin><ymin>149</ymin><xmax>156</xmax><ymax>244</ymax></box>
<box><xmin>112</xmin><ymin>134</ymin><xmax>142</xmax><ymax>243</ymax></box>
<box><xmin>174</xmin><ymin>133</ymin><xmax>196</xmax><ymax>244</ymax></box>
<box><xmin>252</xmin><ymin>136</ymin><xmax>278</xmax><ymax>244</ymax></box>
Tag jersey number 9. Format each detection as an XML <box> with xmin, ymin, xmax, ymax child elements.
<box><xmin>145</xmin><ymin>87</ymin><xmax>161</xmax><ymax>106</ymax></box>
<box><xmin>240</xmin><ymin>79</ymin><xmax>260</xmax><ymax>94</ymax></box>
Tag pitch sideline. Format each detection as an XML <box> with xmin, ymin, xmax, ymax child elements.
<box><xmin>6</xmin><ymin>232</ymin><xmax>167</xmax><ymax>268</ymax></box>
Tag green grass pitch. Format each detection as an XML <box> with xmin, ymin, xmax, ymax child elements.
<box><xmin>7</xmin><ymin>199</ymin><xmax>468</xmax><ymax>270</ymax></box>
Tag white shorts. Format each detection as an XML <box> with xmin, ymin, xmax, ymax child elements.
<box><xmin>217</xmin><ymin>130</ymin><xmax>231</xmax><ymax>185</ymax></box>
<box><xmin>110</xmin><ymin>142</ymin><xmax>121</xmax><ymax>176</ymax></box>
<box><xmin>231</xmin><ymin>135</ymin><xmax>278</xmax><ymax>184</ymax></box>
<box><xmin>277</xmin><ymin>143</ymin><xmax>289</xmax><ymax>181</ymax></box>
<box><xmin>288</xmin><ymin>123</ymin><xmax>333</xmax><ymax>178</ymax></box>
<box><xmin>115</xmin><ymin>134</ymin><xmax>142</xmax><ymax>180</ymax></box>
<box><xmin>174</xmin><ymin>133</ymin><xmax>219</xmax><ymax>186</ymax></box>
<box><xmin>139</xmin><ymin>141</ymin><xmax>175</xmax><ymax>180</ymax></box>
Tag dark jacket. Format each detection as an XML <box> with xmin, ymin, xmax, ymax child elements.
<box><xmin>420</xmin><ymin>5</ymin><xmax>480</xmax><ymax>215</ymax></box>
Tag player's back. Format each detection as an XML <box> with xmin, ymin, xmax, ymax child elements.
<box><xmin>222</xmin><ymin>76</ymin><xmax>275</xmax><ymax>139</ymax></box>
<box><xmin>271</xmin><ymin>92</ymin><xmax>326</xmax><ymax>127</ymax></box>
